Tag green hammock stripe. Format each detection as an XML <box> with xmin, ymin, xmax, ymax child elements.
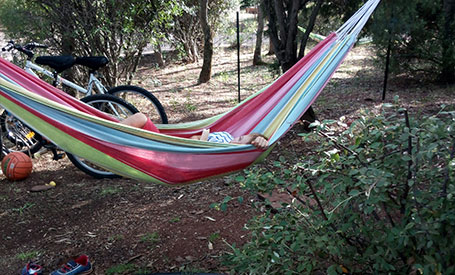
<box><xmin>0</xmin><ymin>92</ymin><xmax>167</xmax><ymax>184</ymax></box>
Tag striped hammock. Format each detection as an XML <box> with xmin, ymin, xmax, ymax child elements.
<box><xmin>0</xmin><ymin>0</ymin><xmax>380</xmax><ymax>185</ymax></box>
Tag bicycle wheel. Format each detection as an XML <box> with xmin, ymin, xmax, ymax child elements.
<box><xmin>0</xmin><ymin>110</ymin><xmax>43</xmax><ymax>155</ymax></box>
<box><xmin>66</xmin><ymin>94</ymin><xmax>139</xmax><ymax>179</ymax></box>
<box><xmin>108</xmin><ymin>85</ymin><xmax>168</xmax><ymax>124</ymax></box>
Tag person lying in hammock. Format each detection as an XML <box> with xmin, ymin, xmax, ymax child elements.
<box><xmin>121</xmin><ymin>113</ymin><xmax>269</xmax><ymax>150</ymax></box>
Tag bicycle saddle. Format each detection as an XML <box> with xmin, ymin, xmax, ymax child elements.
<box><xmin>75</xmin><ymin>56</ymin><xmax>109</xmax><ymax>71</ymax></box>
<box><xmin>35</xmin><ymin>56</ymin><xmax>76</xmax><ymax>73</ymax></box>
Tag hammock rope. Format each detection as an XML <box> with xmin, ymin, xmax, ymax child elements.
<box><xmin>0</xmin><ymin>0</ymin><xmax>381</xmax><ymax>185</ymax></box>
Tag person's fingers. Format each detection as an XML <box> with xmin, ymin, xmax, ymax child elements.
<box><xmin>252</xmin><ymin>137</ymin><xmax>268</xmax><ymax>149</ymax></box>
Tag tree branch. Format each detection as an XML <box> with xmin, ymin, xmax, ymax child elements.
<box><xmin>285</xmin><ymin>187</ymin><xmax>317</xmax><ymax>211</ymax></box>
<box><xmin>298</xmin><ymin>0</ymin><xmax>323</xmax><ymax>59</ymax></box>
<box><xmin>318</xmin><ymin>131</ymin><xmax>367</xmax><ymax>167</ymax></box>
<box><xmin>442</xmin><ymin>138</ymin><xmax>455</xmax><ymax>198</ymax></box>
<box><xmin>284</xmin><ymin>0</ymin><xmax>301</xmax><ymax>64</ymax></box>
<box><xmin>400</xmin><ymin>109</ymin><xmax>412</xmax><ymax>214</ymax></box>
<box><xmin>306</xmin><ymin>178</ymin><xmax>328</xmax><ymax>221</ymax></box>
<box><xmin>274</xmin><ymin>0</ymin><xmax>287</xmax><ymax>46</ymax></box>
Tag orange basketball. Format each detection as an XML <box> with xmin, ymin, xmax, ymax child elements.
<box><xmin>1</xmin><ymin>152</ymin><xmax>33</xmax><ymax>181</ymax></box>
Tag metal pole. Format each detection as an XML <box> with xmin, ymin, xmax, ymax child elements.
<box><xmin>237</xmin><ymin>11</ymin><xmax>241</xmax><ymax>103</ymax></box>
<box><xmin>382</xmin><ymin>39</ymin><xmax>391</xmax><ymax>101</ymax></box>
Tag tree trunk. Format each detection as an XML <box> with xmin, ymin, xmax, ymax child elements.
<box><xmin>267</xmin><ymin>37</ymin><xmax>275</xmax><ymax>55</ymax></box>
<box><xmin>198</xmin><ymin>0</ymin><xmax>213</xmax><ymax>84</ymax></box>
<box><xmin>298</xmin><ymin>0</ymin><xmax>323</xmax><ymax>59</ymax></box>
<box><xmin>155</xmin><ymin>43</ymin><xmax>165</xmax><ymax>68</ymax></box>
<box><xmin>253</xmin><ymin>1</ymin><xmax>265</xmax><ymax>65</ymax></box>
<box><xmin>264</xmin><ymin>0</ymin><xmax>316</xmax><ymax>127</ymax></box>
<box><xmin>266</xmin><ymin>0</ymin><xmax>307</xmax><ymax>71</ymax></box>
<box><xmin>441</xmin><ymin>0</ymin><xmax>455</xmax><ymax>84</ymax></box>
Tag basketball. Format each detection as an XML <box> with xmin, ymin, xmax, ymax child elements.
<box><xmin>1</xmin><ymin>152</ymin><xmax>33</xmax><ymax>181</ymax></box>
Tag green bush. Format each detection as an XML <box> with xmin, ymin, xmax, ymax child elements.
<box><xmin>0</xmin><ymin>0</ymin><xmax>182</xmax><ymax>86</ymax></box>
<box><xmin>369</xmin><ymin>0</ymin><xmax>455</xmax><ymax>83</ymax></box>
<box><xmin>224</xmin><ymin>103</ymin><xmax>455</xmax><ymax>274</ymax></box>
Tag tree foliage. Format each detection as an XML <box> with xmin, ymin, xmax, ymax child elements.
<box><xmin>0</xmin><ymin>0</ymin><xmax>182</xmax><ymax>86</ymax></box>
<box><xmin>224</xmin><ymin>102</ymin><xmax>455</xmax><ymax>274</ymax></box>
<box><xmin>165</xmin><ymin>0</ymin><xmax>239</xmax><ymax>63</ymax></box>
<box><xmin>369</xmin><ymin>0</ymin><xmax>455</xmax><ymax>83</ymax></box>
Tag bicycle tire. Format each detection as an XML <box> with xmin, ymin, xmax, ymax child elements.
<box><xmin>66</xmin><ymin>94</ymin><xmax>139</xmax><ymax>179</ymax></box>
<box><xmin>108</xmin><ymin>85</ymin><xmax>168</xmax><ymax>124</ymax></box>
<box><xmin>0</xmin><ymin>110</ymin><xmax>43</xmax><ymax>155</ymax></box>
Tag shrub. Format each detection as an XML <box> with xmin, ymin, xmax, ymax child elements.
<box><xmin>0</xmin><ymin>0</ymin><xmax>182</xmax><ymax>86</ymax></box>
<box><xmin>224</xmin><ymin>102</ymin><xmax>455</xmax><ymax>274</ymax></box>
<box><xmin>369</xmin><ymin>0</ymin><xmax>455</xmax><ymax>83</ymax></box>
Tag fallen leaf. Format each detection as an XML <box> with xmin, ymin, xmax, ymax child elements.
<box><xmin>175</xmin><ymin>256</ymin><xmax>185</xmax><ymax>262</ymax></box>
<box><xmin>185</xmin><ymin>256</ymin><xmax>196</xmax><ymax>261</ymax></box>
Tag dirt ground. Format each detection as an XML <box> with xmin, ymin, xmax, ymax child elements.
<box><xmin>1</xmin><ymin>43</ymin><xmax>454</xmax><ymax>274</ymax></box>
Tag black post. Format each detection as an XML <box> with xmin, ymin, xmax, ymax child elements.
<box><xmin>237</xmin><ymin>11</ymin><xmax>241</xmax><ymax>103</ymax></box>
<box><xmin>382</xmin><ymin>40</ymin><xmax>391</xmax><ymax>101</ymax></box>
<box><xmin>0</xmin><ymin>121</ymin><xmax>4</xmax><ymax>160</ymax></box>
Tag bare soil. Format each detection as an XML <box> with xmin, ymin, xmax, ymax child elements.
<box><xmin>1</xmin><ymin>44</ymin><xmax>454</xmax><ymax>274</ymax></box>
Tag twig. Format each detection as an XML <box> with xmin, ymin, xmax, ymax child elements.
<box><xmin>306</xmin><ymin>178</ymin><xmax>328</xmax><ymax>221</ymax></box>
<box><xmin>126</xmin><ymin>254</ymin><xmax>143</xmax><ymax>264</ymax></box>
<box><xmin>304</xmin><ymin>177</ymin><xmax>365</xmax><ymax>252</ymax></box>
<box><xmin>382</xmin><ymin>202</ymin><xmax>395</xmax><ymax>227</ymax></box>
<box><xmin>412</xmin><ymin>136</ymin><xmax>423</xmax><ymax>213</ymax></box>
<box><xmin>318</xmin><ymin>131</ymin><xmax>367</xmax><ymax>167</ymax></box>
<box><xmin>368</xmin><ymin>149</ymin><xmax>407</xmax><ymax>164</ymax></box>
<box><xmin>442</xmin><ymin>138</ymin><xmax>455</xmax><ymax>198</ymax></box>
<box><xmin>400</xmin><ymin>109</ymin><xmax>412</xmax><ymax>214</ymax></box>
<box><xmin>387</xmin><ymin>191</ymin><xmax>400</xmax><ymax>206</ymax></box>
<box><xmin>285</xmin><ymin>187</ymin><xmax>316</xmax><ymax>211</ymax></box>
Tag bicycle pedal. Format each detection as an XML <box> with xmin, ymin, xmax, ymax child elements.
<box><xmin>53</xmin><ymin>152</ymin><xmax>66</xmax><ymax>160</ymax></box>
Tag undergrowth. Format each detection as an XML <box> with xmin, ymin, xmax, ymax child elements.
<box><xmin>222</xmin><ymin>101</ymin><xmax>455</xmax><ymax>274</ymax></box>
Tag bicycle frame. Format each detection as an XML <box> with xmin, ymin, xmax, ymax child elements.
<box><xmin>24</xmin><ymin>60</ymin><xmax>108</xmax><ymax>97</ymax></box>
<box><xmin>22</xmin><ymin>61</ymin><xmax>128</xmax><ymax>118</ymax></box>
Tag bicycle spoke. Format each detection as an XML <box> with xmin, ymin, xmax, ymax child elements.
<box><xmin>108</xmin><ymin>85</ymin><xmax>168</xmax><ymax>124</ymax></box>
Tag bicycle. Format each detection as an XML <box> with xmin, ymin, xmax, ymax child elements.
<box><xmin>1</xmin><ymin>40</ymin><xmax>168</xmax><ymax>155</ymax></box>
<box><xmin>0</xmin><ymin>42</ymin><xmax>148</xmax><ymax>178</ymax></box>
<box><xmin>1</xmin><ymin>93</ymin><xmax>139</xmax><ymax>178</ymax></box>
<box><xmin>65</xmin><ymin>94</ymin><xmax>139</xmax><ymax>178</ymax></box>
<box><xmin>2</xmin><ymin>40</ymin><xmax>168</xmax><ymax>123</ymax></box>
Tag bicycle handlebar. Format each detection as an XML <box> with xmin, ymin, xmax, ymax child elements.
<box><xmin>2</xmin><ymin>40</ymin><xmax>48</xmax><ymax>59</ymax></box>
<box><xmin>25</xmin><ymin>42</ymin><xmax>48</xmax><ymax>51</ymax></box>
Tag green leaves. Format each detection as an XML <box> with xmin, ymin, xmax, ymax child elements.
<box><xmin>369</xmin><ymin>0</ymin><xmax>455</xmax><ymax>83</ymax></box>
<box><xmin>223</xmin><ymin>104</ymin><xmax>455</xmax><ymax>274</ymax></box>
<box><xmin>0</xmin><ymin>0</ymin><xmax>184</xmax><ymax>85</ymax></box>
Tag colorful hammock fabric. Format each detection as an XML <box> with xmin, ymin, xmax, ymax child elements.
<box><xmin>0</xmin><ymin>0</ymin><xmax>380</xmax><ymax>185</ymax></box>
<box><xmin>298</xmin><ymin>26</ymin><xmax>373</xmax><ymax>45</ymax></box>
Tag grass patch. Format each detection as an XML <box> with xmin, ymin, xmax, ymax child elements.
<box><xmin>106</xmin><ymin>263</ymin><xmax>137</xmax><ymax>275</ymax></box>
<box><xmin>184</xmin><ymin>101</ymin><xmax>197</xmax><ymax>112</ymax></box>
<box><xmin>12</xmin><ymin>202</ymin><xmax>35</xmax><ymax>215</ymax></box>
<box><xmin>140</xmin><ymin>232</ymin><xmax>160</xmax><ymax>244</ymax></box>
<box><xmin>108</xmin><ymin>234</ymin><xmax>124</xmax><ymax>242</ymax></box>
<box><xmin>100</xmin><ymin>187</ymin><xmax>122</xmax><ymax>196</ymax></box>
<box><xmin>169</xmin><ymin>216</ymin><xmax>181</xmax><ymax>223</ymax></box>
<box><xmin>16</xmin><ymin>250</ymin><xmax>41</xmax><ymax>261</ymax></box>
<box><xmin>209</xmin><ymin>232</ymin><xmax>220</xmax><ymax>242</ymax></box>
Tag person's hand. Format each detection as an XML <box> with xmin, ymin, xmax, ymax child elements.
<box><xmin>200</xmin><ymin>129</ymin><xmax>210</xmax><ymax>141</ymax></box>
<box><xmin>251</xmin><ymin>136</ymin><xmax>268</xmax><ymax>150</ymax></box>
